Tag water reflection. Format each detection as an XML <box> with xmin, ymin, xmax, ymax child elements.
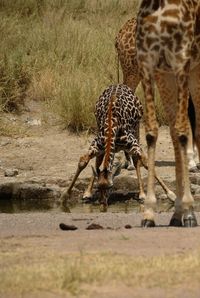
<box><xmin>0</xmin><ymin>196</ymin><xmax>200</xmax><ymax>214</ymax></box>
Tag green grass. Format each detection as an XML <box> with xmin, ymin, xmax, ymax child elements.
<box><xmin>0</xmin><ymin>0</ymin><xmax>166</xmax><ymax>132</ymax></box>
<box><xmin>0</xmin><ymin>248</ymin><xmax>200</xmax><ymax>296</ymax></box>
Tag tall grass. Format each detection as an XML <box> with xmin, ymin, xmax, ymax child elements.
<box><xmin>0</xmin><ymin>0</ymin><xmax>166</xmax><ymax>131</ymax></box>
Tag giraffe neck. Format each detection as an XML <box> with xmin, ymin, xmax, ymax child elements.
<box><xmin>103</xmin><ymin>93</ymin><xmax>118</xmax><ymax>173</ymax></box>
<box><xmin>138</xmin><ymin>0</ymin><xmax>200</xmax><ymax>21</ymax></box>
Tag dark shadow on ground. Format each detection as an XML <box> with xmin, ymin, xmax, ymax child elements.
<box><xmin>155</xmin><ymin>160</ymin><xmax>175</xmax><ymax>167</ymax></box>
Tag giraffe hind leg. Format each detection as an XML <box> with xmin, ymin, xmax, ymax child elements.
<box><xmin>187</xmin><ymin>95</ymin><xmax>199</xmax><ymax>172</ymax></box>
<box><xmin>140</xmin><ymin>151</ymin><xmax>176</xmax><ymax>203</ymax></box>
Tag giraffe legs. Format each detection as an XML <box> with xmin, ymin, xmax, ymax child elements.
<box><xmin>61</xmin><ymin>151</ymin><xmax>96</xmax><ymax>205</ymax></box>
<box><xmin>139</xmin><ymin>151</ymin><xmax>176</xmax><ymax>202</ymax></box>
<box><xmin>139</xmin><ymin>73</ymin><xmax>158</xmax><ymax>227</ymax></box>
<box><xmin>187</xmin><ymin>64</ymin><xmax>200</xmax><ymax>226</ymax></box>
<box><xmin>131</xmin><ymin>154</ymin><xmax>146</xmax><ymax>202</ymax></box>
<box><xmin>156</xmin><ymin>72</ymin><xmax>197</xmax><ymax>227</ymax></box>
<box><xmin>82</xmin><ymin>153</ymin><xmax>104</xmax><ymax>200</ymax></box>
<box><xmin>189</xmin><ymin>65</ymin><xmax>200</xmax><ymax>163</ymax></box>
<box><xmin>187</xmin><ymin>119</ymin><xmax>197</xmax><ymax>171</ymax></box>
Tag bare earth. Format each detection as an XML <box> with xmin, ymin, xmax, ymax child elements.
<box><xmin>1</xmin><ymin>103</ymin><xmax>200</xmax><ymax>297</ymax></box>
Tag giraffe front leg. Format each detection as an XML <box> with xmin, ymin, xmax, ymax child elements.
<box><xmin>82</xmin><ymin>153</ymin><xmax>104</xmax><ymax>201</ymax></box>
<box><xmin>156</xmin><ymin>71</ymin><xmax>196</xmax><ymax>226</ymax></box>
<box><xmin>61</xmin><ymin>153</ymin><xmax>94</xmax><ymax>205</ymax></box>
<box><xmin>82</xmin><ymin>176</ymin><xmax>95</xmax><ymax>201</ymax></box>
<box><xmin>141</xmin><ymin>76</ymin><xmax>158</xmax><ymax>227</ymax></box>
<box><xmin>132</xmin><ymin>155</ymin><xmax>146</xmax><ymax>202</ymax></box>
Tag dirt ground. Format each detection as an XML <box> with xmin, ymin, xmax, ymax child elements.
<box><xmin>1</xmin><ymin>102</ymin><xmax>200</xmax><ymax>297</ymax></box>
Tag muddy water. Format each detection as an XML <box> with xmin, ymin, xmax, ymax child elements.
<box><xmin>0</xmin><ymin>198</ymin><xmax>140</xmax><ymax>214</ymax></box>
<box><xmin>0</xmin><ymin>197</ymin><xmax>174</xmax><ymax>214</ymax></box>
<box><xmin>1</xmin><ymin>193</ymin><xmax>200</xmax><ymax>214</ymax></box>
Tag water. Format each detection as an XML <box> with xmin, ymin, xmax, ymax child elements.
<box><xmin>0</xmin><ymin>194</ymin><xmax>200</xmax><ymax>214</ymax></box>
<box><xmin>0</xmin><ymin>198</ymin><xmax>141</xmax><ymax>214</ymax></box>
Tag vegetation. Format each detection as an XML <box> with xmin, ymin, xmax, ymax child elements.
<box><xmin>0</xmin><ymin>0</ymin><xmax>166</xmax><ymax>132</ymax></box>
<box><xmin>0</xmin><ymin>247</ymin><xmax>200</xmax><ymax>296</ymax></box>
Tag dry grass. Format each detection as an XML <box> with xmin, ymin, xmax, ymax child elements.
<box><xmin>0</xmin><ymin>0</ymin><xmax>167</xmax><ymax>134</ymax></box>
<box><xmin>0</xmin><ymin>115</ymin><xmax>29</xmax><ymax>137</ymax></box>
<box><xmin>0</xmin><ymin>247</ymin><xmax>200</xmax><ymax>296</ymax></box>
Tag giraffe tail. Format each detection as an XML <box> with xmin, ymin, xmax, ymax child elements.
<box><xmin>114</xmin><ymin>37</ymin><xmax>120</xmax><ymax>84</ymax></box>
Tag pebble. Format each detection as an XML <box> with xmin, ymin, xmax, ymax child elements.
<box><xmin>59</xmin><ymin>223</ymin><xmax>78</xmax><ymax>231</ymax></box>
<box><xmin>86</xmin><ymin>223</ymin><xmax>104</xmax><ymax>230</ymax></box>
<box><xmin>4</xmin><ymin>169</ymin><xmax>19</xmax><ymax>177</ymax></box>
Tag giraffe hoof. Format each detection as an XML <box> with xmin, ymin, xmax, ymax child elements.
<box><xmin>183</xmin><ymin>210</ymin><xmax>198</xmax><ymax>227</ymax></box>
<box><xmin>169</xmin><ymin>217</ymin><xmax>182</xmax><ymax>227</ymax></box>
<box><xmin>141</xmin><ymin>219</ymin><xmax>155</xmax><ymax>228</ymax></box>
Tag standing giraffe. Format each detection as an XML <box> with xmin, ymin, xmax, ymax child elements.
<box><xmin>61</xmin><ymin>84</ymin><xmax>175</xmax><ymax>208</ymax></box>
<box><xmin>136</xmin><ymin>0</ymin><xmax>200</xmax><ymax>227</ymax></box>
<box><xmin>115</xmin><ymin>16</ymin><xmax>198</xmax><ymax>171</ymax></box>
<box><xmin>115</xmin><ymin>18</ymin><xmax>140</xmax><ymax>93</ymax></box>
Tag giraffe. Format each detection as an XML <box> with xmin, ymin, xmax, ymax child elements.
<box><xmin>115</xmin><ymin>16</ymin><xmax>199</xmax><ymax>172</ymax></box>
<box><xmin>61</xmin><ymin>84</ymin><xmax>175</xmax><ymax>209</ymax></box>
<box><xmin>115</xmin><ymin>18</ymin><xmax>140</xmax><ymax>93</ymax></box>
<box><xmin>136</xmin><ymin>0</ymin><xmax>200</xmax><ymax>227</ymax></box>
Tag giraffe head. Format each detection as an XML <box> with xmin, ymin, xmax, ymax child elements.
<box><xmin>92</xmin><ymin>166</ymin><xmax>119</xmax><ymax>210</ymax></box>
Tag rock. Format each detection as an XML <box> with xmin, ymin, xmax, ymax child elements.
<box><xmin>59</xmin><ymin>223</ymin><xmax>78</xmax><ymax>231</ymax></box>
<box><xmin>158</xmin><ymin>193</ymin><xmax>168</xmax><ymax>201</ymax></box>
<box><xmin>4</xmin><ymin>169</ymin><xmax>19</xmax><ymax>177</ymax></box>
<box><xmin>190</xmin><ymin>173</ymin><xmax>200</xmax><ymax>185</ymax></box>
<box><xmin>86</xmin><ymin>223</ymin><xmax>104</xmax><ymax>230</ymax></box>
<box><xmin>113</xmin><ymin>171</ymin><xmax>139</xmax><ymax>191</ymax></box>
<box><xmin>25</xmin><ymin>118</ymin><xmax>41</xmax><ymax>126</ymax></box>
<box><xmin>124</xmin><ymin>224</ymin><xmax>132</xmax><ymax>229</ymax></box>
<box><xmin>0</xmin><ymin>182</ymin><xmax>60</xmax><ymax>200</ymax></box>
<box><xmin>190</xmin><ymin>183</ymin><xmax>200</xmax><ymax>194</ymax></box>
<box><xmin>194</xmin><ymin>187</ymin><xmax>200</xmax><ymax>195</ymax></box>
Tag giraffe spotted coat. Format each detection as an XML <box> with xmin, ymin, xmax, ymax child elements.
<box><xmin>89</xmin><ymin>84</ymin><xmax>143</xmax><ymax>172</ymax></box>
<box><xmin>136</xmin><ymin>0</ymin><xmax>200</xmax><ymax>227</ymax></box>
<box><xmin>61</xmin><ymin>83</ymin><xmax>175</xmax><ymax>207</ymax></box>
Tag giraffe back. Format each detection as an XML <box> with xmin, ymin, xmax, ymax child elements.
<box><xmin>136</xmin><ymin>0</ymin><xmax>200</xmax><ymax>72</ymax></box>
<box><xmin>95</xmin><ymin>84</ymin><xmax>143</xmax><ymax>173</ymax></box>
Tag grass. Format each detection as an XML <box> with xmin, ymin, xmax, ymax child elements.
<box><xmin>0</xmin><ymin>0</ymin><xmax>167</xmax><ymax>134</ymax></box>
<box><xmin>0</xmin><ymin>247</ymin><xmax>200</xmax><ymax>296</ymax></box>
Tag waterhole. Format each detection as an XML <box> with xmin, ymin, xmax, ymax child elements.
<box><xmin>1</xmin><ymin>191</ymin><xmax>196</xmax><ymax>214</ymax></box>
<box><xmin>0</xmin><ymin>182</ymin><xmax>200</xmax><ymax>214</ymax></box>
